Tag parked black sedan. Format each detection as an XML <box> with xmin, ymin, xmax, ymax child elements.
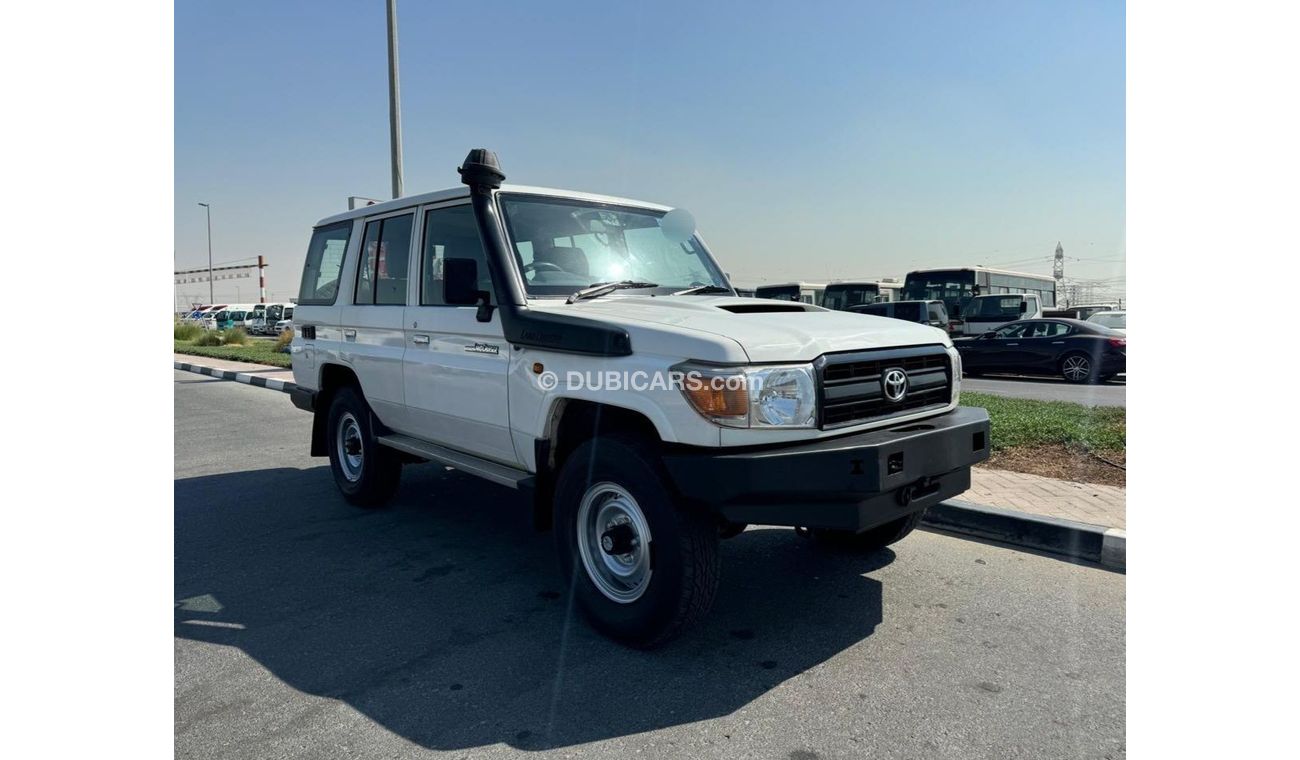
<box><xmin>954</xmin><ymin>318</ymin><xmax>1126</xmax><ymax>384</ymax></box>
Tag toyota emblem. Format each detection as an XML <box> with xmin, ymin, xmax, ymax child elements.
<box><xmin>882</xmin><ymin>368</ymin><xmax>908</xmax><ymax>402</ymax></box>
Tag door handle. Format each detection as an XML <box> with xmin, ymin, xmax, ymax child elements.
<box><xmin>1007</xmin><ymin>343</ymin><xmax>1019</xmax><ymax>346</ymax></box>
<box><xmin>1051</xmin><ymin>341</ymin><xmax>1065</xmax><ymax>344</ymax></box>
<box><xmin>343</xmin><ymin>329</ymin><xmax>356</xmax><ymax>340</ymax></box>
<box><xmin>412</xmin><ymin>334</ymin><xmax>430</xmax><ymax>345</ymax></box>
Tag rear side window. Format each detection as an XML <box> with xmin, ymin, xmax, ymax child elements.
<box><xmin>356</xmin><ymin>214</ymin><xmax>414</xmax><ymax>305</ymax></box>
<box><xmin>894</xmin><ymin>302</ymin><xmax>922</xmax><ymax>322</ymax></box>
<box><xmin>297</xmin><ymin>222</ymin><xmax>353</xmax><ymax>305</ymax></box>
<box><xmin>856</xmin><ymin>305</ymin><xmax>887</xmax><ymax>316</ymax></box>
<box><xmin>928</xmin><ymin>303</ymin><xmax>947</xmax><ymax>321</ymax></box>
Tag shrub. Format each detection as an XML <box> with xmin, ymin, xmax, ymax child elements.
<box><xmin>174</xmin><ymin>322</ymin><xmax>202</xmax><ymax>341</ymax></box>
<box><xmin>224</xmin><ymin>327</ymin><xmax>249</xmax><ymax>345</ymax></box>
<box><xmin>273</xmin><ymin>327</ymin><xmax>294</xmax><ymax>352</ymax></box>
<box><xmin>194</xmin><ymin>330</ymin><xmax>225</xmax><ymax>346</ymax></box>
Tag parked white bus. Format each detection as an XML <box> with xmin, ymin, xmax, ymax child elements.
<box><xmin>821</xmin><ymin>279</ymin><xmax>903</xmax><ymax>310</ymax></box>
<box><xmin>901</xmin><ymin>266</ymin><xmax>1056</xmax><ymax>329</ymax></box>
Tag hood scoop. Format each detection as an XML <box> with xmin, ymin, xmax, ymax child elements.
<box><xmin>718</xmin><ymin>303</ymin><xmax>811</xmax><ymax>314</ymax></box>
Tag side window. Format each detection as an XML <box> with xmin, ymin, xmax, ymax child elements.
<box><xmin>995</xmin><ymin>323</ymin><xmax>1026</xmax><ymax>338</ymax></box>
<box><xmin>355</xmin><ymin>213</ymin><xmax>414</xmax><ymax>305</ymax></box>
<box><xmin>1039</xmin><ymin>321</ymin><xmax>1070</xmax><ymax>337</ymax></box>
<box><xmin>297</xmin><ymin>222</ymin><xmax>353</xmax><ymax>305</ymax></box>
<box><xmin>894</xmin><ymin>303</ymin><xmax>922</xmax><ymax>322</ymax></box>
<box><xmin>928</xmin><ymin>303</ymin><xmax>946</xmax><ymax>321</ymax></box>
<box><xmin>420</xmin><ymin>204</ymin><xmax>492</xmax><ymax>305</ymax></box>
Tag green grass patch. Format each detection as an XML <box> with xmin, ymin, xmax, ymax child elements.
<box><xmin>960</xmin><ymin>391</ymin><xmax>1125</xmax><ymax>454</ymax></box>
<box><xmin>174</xmin><ymin>338</ymin><xmax>291</xmax><ymax>368</ymax></box>
<box><xmin>173</xmin><ymin>322</ymin><xmax>202</xmax><ymax>341</ymax></box>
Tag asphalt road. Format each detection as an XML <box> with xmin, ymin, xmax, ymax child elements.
<box><xmin>175</xmin><ymin>370</ymin><xmax>1125</xmax><ymax>759</ymax></box>
<box><xmin>961</xmin><ymin>375</ymin><xmax>1126</xmax><ymax>407</ymax></box>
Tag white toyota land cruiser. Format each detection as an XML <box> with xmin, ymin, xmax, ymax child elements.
<box><xmin>290</xmin><ymin>149</ymin><xmax>990</xmax><ymax>647</ymax></box>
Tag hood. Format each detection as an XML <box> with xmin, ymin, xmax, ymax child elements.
<box><xmin>529</xmin><ymin>295</ymin><xmax>951</xmax><ymax>363</ymax></box>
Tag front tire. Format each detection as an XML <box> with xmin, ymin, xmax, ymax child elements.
<box><xmin>554</xmin><ymin>435</ymin><xmax>720</xmax><ymax>648</ymax></box>
<box><xmin>813</xmin><ymin>509</ymin><xmax>927</xmax><ymax>552</ymax></box>
<box><xmin>326</xmin><ymin>387</ymin><xmax>402</xmax><ymax>507</ymax></box>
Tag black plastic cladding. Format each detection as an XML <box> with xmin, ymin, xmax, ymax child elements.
<box><xmin>459</xmin><ymin>149</ymin><xmax>633</xmax><ymax>357</ymax></box>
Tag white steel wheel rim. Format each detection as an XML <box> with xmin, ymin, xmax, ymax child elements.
<box><xmin>337</xmin><ymin>412</ymin><xmax>364</xmax><ymax>482</ymax></box>
<box><xmin>576</xmin><ymin>482</ymin><xmax>653</xmax><ymax>604</ymax></box>
<box><xmin>1063</xmin><ymin>356</ymin><xmax>1091</xmax><ymax>381</ymax></box>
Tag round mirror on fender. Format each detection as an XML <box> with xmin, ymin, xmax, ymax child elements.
<box><xmin>661</xmin><ymin>208</ymin><xmax>696</xmax><ymax>244</ymax></box>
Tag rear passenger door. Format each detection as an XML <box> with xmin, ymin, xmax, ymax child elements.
<box><xmin>338</xmin><ymin>209</ymin><xmax>415</xmax><ymax>429</ymax></box>
<box><xmin>402</xmin><ymin>202</ymin><xmax>518</xmax><ymax>466</ymax></box>
<box><xmin>1021</xmin><ymin>320</ymin><xmax>1073</xmax><ymax>372</ymax></box>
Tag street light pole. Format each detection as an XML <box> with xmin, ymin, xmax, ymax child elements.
<box><xmin>198</xmin><ymin>202</ymin><xmax>213</xmax><ymax>304</ymax></box>
<box><xmin>386</xmin><ymin>0</ymin><xmax>404</xmax><ymax>199</ymax></box>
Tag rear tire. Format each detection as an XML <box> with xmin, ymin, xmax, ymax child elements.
<box><xmin>1060</xmin><ymin>352</ymin><xmax>1098</xmax><ymax>384</ymax></box>
<box><xmin>326</xmin><ymin>386</ymin><xmax>402</xmax><ymax>507</ymax></box>
<box><xmin>554</xmin><ymin>434</ymin><xmax>720</xmax><ymax>648</ymax></box>
<box><xmin>813</xmin><ymin>509</ymin><xmax>927</xmax><ymax>552</ymax></box>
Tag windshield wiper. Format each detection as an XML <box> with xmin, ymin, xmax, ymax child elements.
<box><xmin>672</xmin><ymin>284</ymin><xmax>732</xmax><ymax>296</ymax></box>
<box><xmin>567</xmin><ymin>280</ymin><xmax>659</xmax><ymax>304</ymax></box>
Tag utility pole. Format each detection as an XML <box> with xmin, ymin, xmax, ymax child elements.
<box><xmin>1053</xmin><ymin>242</ymin><xmax>1065</xmax><ymax>305</ymax></box>
<box><xmin>198</xmin><ymin>202</ymin><xmax>214</xmax><ymax>304</ymax></box>
<box><xmin>386</xmin><ymin>0</ymin><xmax>404</xmax><ymax>199</ymax></box>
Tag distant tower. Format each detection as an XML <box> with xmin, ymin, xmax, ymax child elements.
<box><xmin>1053</xmin><ymin>242</ymin><xmax>1065</xmax><ymax>304</ymax></box>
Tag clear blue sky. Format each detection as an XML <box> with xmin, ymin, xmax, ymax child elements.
<box><xmin>175</xmin><ymin>0</ymin><xmax>1124</xmax><ymax>305</ymax></box>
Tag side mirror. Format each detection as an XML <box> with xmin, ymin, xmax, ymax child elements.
<box><xmin>443</xmin><ymin>258</ymin><xmax>494</xmax><ymax>322</ymax></box>
<box><xmin>1019</xmin><ymin>301</ymin><xmax>1028</xmax><ymax>314</ymax></box>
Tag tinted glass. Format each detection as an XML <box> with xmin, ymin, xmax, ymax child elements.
<box><xmin>894</xmin><ymin>303</ymin><xmax>922</xmax><ymax>322</ymax></box>
<box><xmin>994</xmin><ymin>323</ymin><xmax>1027</xmax><ymax>338</ymax></box>
<box><xmin>356</xmin><ymin>214</ymin><xmax>413</xmax><ymax>305</ymax></box>
<box><xmin>971</xmin><ymin>296</ymin><xmax>1025</xmax><ymax>318</ymax></box>
<box><xmin>297</xmin><ymin>222</ymin><xmax>353</xmax><ymax>305</ymax></box>
<box><xmin>420</xmin><ymin>204</ymin><xmax>493</xmax><ymax>306</ymax></box>
<box><xmin>356</xmin><ymin>221</ymin><xmax>380</xmax><ymax>304</ymax></box>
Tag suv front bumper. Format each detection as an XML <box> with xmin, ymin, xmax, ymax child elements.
<box><xmin>661</xmin><ymin>406</ymin><xmax>990</xmax><ymax>533</ymax></box>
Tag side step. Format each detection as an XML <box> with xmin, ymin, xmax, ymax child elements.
<box><xmin>377</xmin><ymin>434</ymin><xmax>535</xmax><ymax>490</ymax></box>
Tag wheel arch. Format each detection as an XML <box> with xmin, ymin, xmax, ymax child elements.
<box><xmin>530</xmin><ymin>398</ymin><xmax>664</xmax><ymax>531</ymax></box>
<box><xmin>310</xmin><ymin>362</ymin><xmax>363</xmax><ymax>456</ymax></box>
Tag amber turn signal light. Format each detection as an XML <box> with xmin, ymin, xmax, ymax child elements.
<box><xmin>682</xmin><ymin>384</ymin><xmax>749</xmax><ymax>419</ymax></box>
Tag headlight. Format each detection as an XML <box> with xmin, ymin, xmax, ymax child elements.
<box><xmin>675</xmin><ymin>362</ymin><xmax>817</xmax><ymax>429</ymax></box>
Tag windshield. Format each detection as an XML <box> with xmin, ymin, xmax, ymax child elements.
<box><xmin>756</xmin><ymin>286</ymin><xmax>801</xmax><ymax>301</ymax></box>
<box><xmin>499</xmin><ymin>195</ymin><xmax>728</xmax><ymax>297</ymax></box>
<box><xmin>1090</xmin><ymin>312</ymin><xmax>1126</xmax><ymax>328</ymax></box>
<box><xmin>902</xmin><ymin>270</ymin><xmax>976</xmax><ymax>316</ymax></box>
<box><xmin>968</xmin><ymin>295</ymin><xmax>1024</xmax><ymax>319</ymax></box>
<box><xmin>823</xmin><ymin>284</ymin><xmax>880</xmax><ymax>310</ymax></box>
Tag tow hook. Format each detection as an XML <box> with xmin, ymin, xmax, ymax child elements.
<box><xmin>897</xmin><ymin>477</ymin><xmax>941</xmax><ymax>507</ymax></box>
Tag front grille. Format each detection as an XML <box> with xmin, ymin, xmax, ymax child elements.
<box><xmin>817</xmin><ymin>345</ymin><xmax>952</xmax><ymax>428</ymax></box>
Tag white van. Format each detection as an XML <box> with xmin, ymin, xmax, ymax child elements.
<box><xmin>244</xmin><ymin>303</ymin><xmax>267</xmax><ymax>332</ymax></box>
<box><xmin>260</xmin><ymin>303</ymin><xmax>289</xmax><ymax>334</ymax></box>
<box><xmin>960</xmin><ymin>293</ymin><xmax>1043</xmax><ymax>336</ymax></box>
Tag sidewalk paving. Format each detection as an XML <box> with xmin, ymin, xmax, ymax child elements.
<box><xmin>970</xmin><ymin>467</ymin><xmax>1125</xmax><ymax>530</ymax></box>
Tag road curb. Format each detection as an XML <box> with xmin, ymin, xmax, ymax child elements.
<box><xmin>923</xmin><ymin>499</ymin><xmax>1125</xmax><ymax>570</ymax></box>
<box><xmin>174</xmin><ymin>359</ymin><xmax>1126</xmax><ymax>570</ymax></box>
<box><xmin>174</xmin><ymin>360</ymin><xmax>295</xmax><ymax>393</ymax></box>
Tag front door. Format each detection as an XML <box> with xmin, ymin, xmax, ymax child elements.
<box><xmin>402</xmin><ymin>201</ymin><xmax>518</xmax><ymax>466</ymax></box>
